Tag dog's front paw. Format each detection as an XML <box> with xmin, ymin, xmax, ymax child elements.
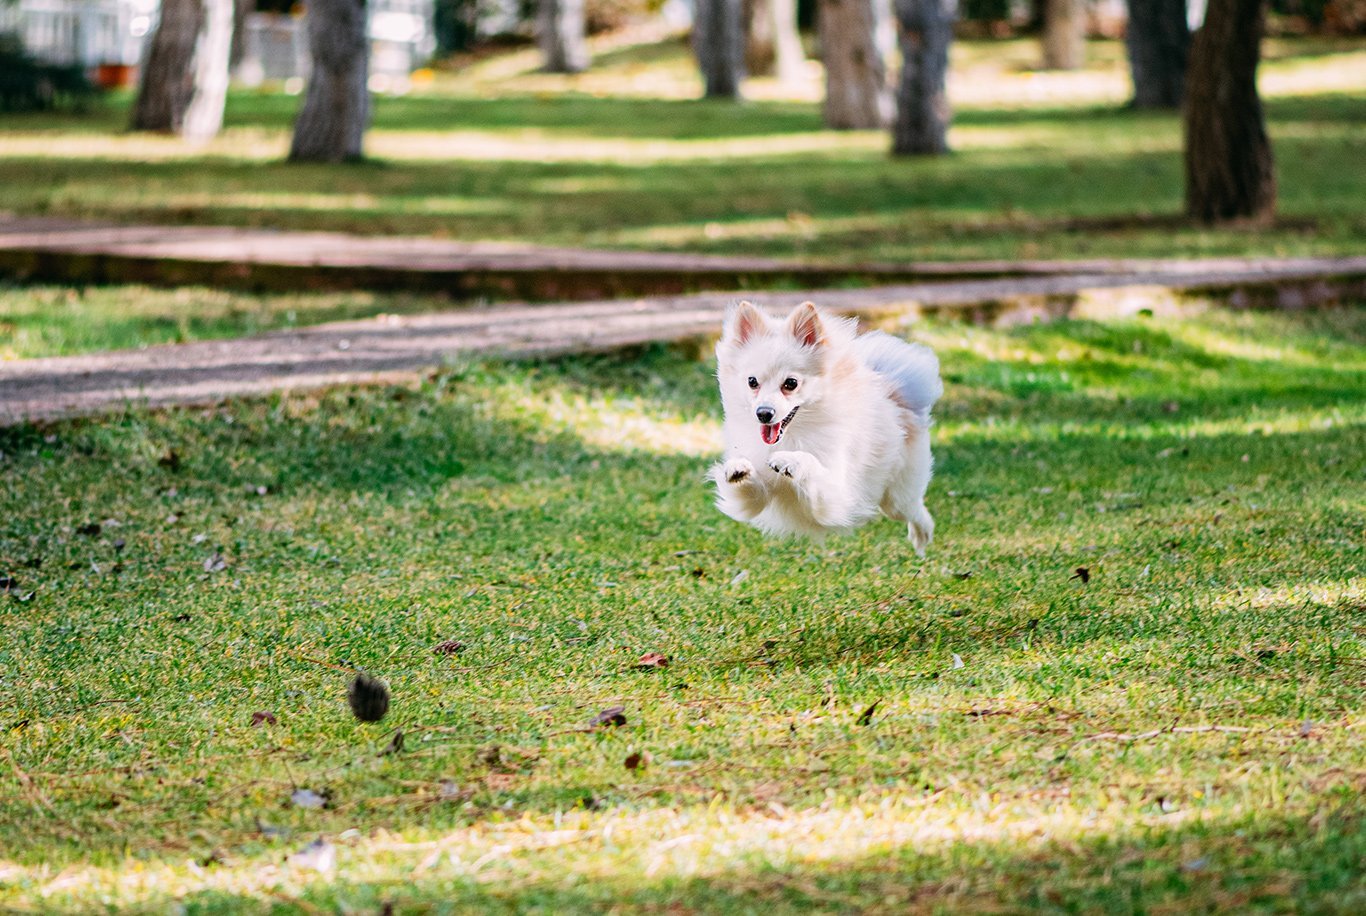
<box><xmin>722</xmin><ymin>457</ymin><xmax>755</xmax><ymax>484</ymax></box>
<box><xmin>768</xmin><ymin>450</ymin><xmax>811</xmax><ymax>482</ymax></box>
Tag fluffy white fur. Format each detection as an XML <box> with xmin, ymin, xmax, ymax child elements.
<box><xmin>709</xmin><ymin>300</ymin><xmax>943</xmax><ymax>554</ymax></box>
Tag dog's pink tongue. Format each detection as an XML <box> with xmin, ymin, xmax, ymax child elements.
<box><xmin>761</xmin><ymin>424</ymin><xmax>780</xmax><ymax>445</ymax></box>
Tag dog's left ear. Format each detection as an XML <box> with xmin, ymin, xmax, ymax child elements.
<box><xmin>787</xmin><ymin>302</ymin><xmax>826</xmax><ymax>349</ymax></box>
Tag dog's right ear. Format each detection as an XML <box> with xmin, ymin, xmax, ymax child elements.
<box><xmin>724</xmin><ymin>300</ymin><xmax>768</xmax><ymax>346</ymax></box>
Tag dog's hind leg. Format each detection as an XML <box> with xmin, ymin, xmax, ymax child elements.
<box><xmin>884</xmin><ymin>428</ymin><xmax>935</xmax><ymax>556</ymax></box>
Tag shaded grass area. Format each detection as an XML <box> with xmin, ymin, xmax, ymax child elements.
<box><xmin>0</xmin><ymin>308</ymin><xmax>1363</xmax><ymax>911</ymax></box>
<box><xmin>0</xmin><ymin>284</ymin><xmax>467</xmax><ymax>360</ymax></box>
<box><xmin>0</xmin><ymin>38</ymin><xmax>1362</xmax><ymax>264</ymax></box>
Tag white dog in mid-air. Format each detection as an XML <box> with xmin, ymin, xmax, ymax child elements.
<box><xmin>709</xmin><ymin>300</ymin><xmax>943</xmax><ymax>554</ymax></box>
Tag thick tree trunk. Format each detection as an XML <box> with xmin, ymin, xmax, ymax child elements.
<box><xmin>1041</xmin><ymin>0</ymin><xmax>1085</xmax><ymax>70</ymax></box>
<box><xmin>1126</xmin><ymin>0</ymin><xmax>1189</xmax><ymax>108</ymax></box>
<box><xmin>182</xmin><ymin>0</ymin><xmax>233</xmax><ymax>141</ymax></box>
<box><xmin>130</xmin><ymin>0</ymin><xmax>204</xmax><ymax>132</ymax></box>
<box><xmin>743</xmin><ymin>0</ymin><xmax>803</xmax><ymax>80</ymax></box>
<box><xmin>289</xmin><ymin>0</ymin><xmax>369</xmax><ymax>162</ymax></box>
<box><xmin>538</xmin><ymin>0</ymin><xmax>589</xmax><ymax>74</ymax></box>
<box><xmin>819</xmin><ymin>0</ymin><xmax>893</xmax><ymax>128</ymax></box>
<box><xmin>693</xmin><ymin>0</ymin><xmax>745</xmax><ymax>98</ymax></box>
<box><xmin>1184</xmin><ymin>0</ymin><xmax>1274</xmax><ymax>222</ymax></box>
<box><xmin>891</xmin><ymin>0</ymin><xmax>954</xmax><ymax>155</ymax></box>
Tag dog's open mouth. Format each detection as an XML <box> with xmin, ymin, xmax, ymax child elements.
<box><xmin>761</xmin><ymin>407</ymin><xmax>799</xmax><ymax>445</ymax></box>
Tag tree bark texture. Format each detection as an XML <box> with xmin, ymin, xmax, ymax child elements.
<box><xmin>1184</xmin><ymin>0</ymin><xmax>1275</xmax><ymax>222</ymax></box>
<box><xmin>819</xmin><ymin>0</ymin><xmax>893</xmax><ymax>128</ymax></box>
<box><xmin>538</xmin><ymin>0</ymin><xmax>589</xmax><ymax>74</ymax></box>
<box><xmin>130</xmin><ymin>0</ymin><xmax>203</xmax><ymax>132</ymax></box>
<box><xmin>1126</xmin><ymin>0</ymin><xmax>1189</xmax><ymax>108</ymax></box>
<box><xmin>1041</xmin><ymin>0</ymin><xmax>1084</xmax><ymax>69</ymax></box>
<box><xmin>744</xmin><ymin>0</ymin><xmax>804</xmax><ymax>80</ymax></box>
<box><xmin>230</xmin><ymin>0</ymin><xmax>253</xmax><ymax>70</ymax></box>
<box><xmin>892</xmin><ymin>0</ymin><xmax>954</xmax><ymax>155</ymax></box>
<box><xmin>693</xmin><ymin>0</ymin><xmax>745</xmax><ymax>98</ymax></box>
<box><xmin>289</xmin><ymin>0</ymin><xmax>370</xmax><ymax>162</ymax></box>
<box><xmin>182</xmin><ymin>0</ymin><xmax>233</xmax><ymax>141</ymax></box>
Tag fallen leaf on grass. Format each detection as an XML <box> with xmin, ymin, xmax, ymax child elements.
<box><xmin>485</xmin><ymin>773</ymin><xmax>518</xmax><ymax>791</ymax></box>
<box><xmin>589</xmin><ymin>706</ymin><xmax>627</xmax><ymax>728</ymax></box>
<box><xmin>290</xmin><ymin>788</ymin><xmax>327</xmax><ymax>809</ymax></box>
<box><xmin>856</xmin><ymin>700</ymin><xmax>880</xmax><ymax>726</ymax></box>
<box><xmin>432</xmin><ymin>639</ymin><xmax>465</xmax><ymax>656</ymax></box>
<box><xmin>379</xmin><ymin>730</ymin><xmax>405</xmax><ymax>756</ymax></box>
<box><xmin>1070</xmin><ymin>567</ymin><xmax>1090</xmax><ymax>583</ymax></box>
<box><xmin>952</xmin><ymin>653</ymin><xmax>965</xmax><ymax>669</ymax></box>
<box><xmin>203</xmin><ymin>554</ymin><xmax>227</xmax><ymax>573</ymax></box>
<box><xmin>624</xmin><ymin>751</ymin><xmax>650</xmax><ymax>771</ymax></box>
<box><xmin>250</xmin><ymin>711</ymin><xmax>277</xmax><ymax>727</ymax></box>
<box><xmin>635</xmin><ymin>652</ymin><xmax>669</xmax><ymax>669</ymax></box>
<box><xmin>289</xmin><ymin>838</ymin><xmax>335</xmax><ymax>874</ymax></box>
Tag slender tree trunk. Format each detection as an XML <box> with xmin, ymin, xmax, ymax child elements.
<box><xmin>770</xmin><ymin>0</ymin><xmax>806</xmax><ymax>81</ymax></box>
<box><xmin>819</xmin><ymin>0</ymin><xmax>893</xmax><ymax>128</ymax></box>
<box><xmin>230</xmin><ymin>0</ymin><xmax>253</xmax><ymax>70</ymax></box>
<box><xmin>1184</xmin><ymin>0</ymin><xmax>1274</xmax><ymax>222</ymax></box>
<box><xmin>1126</xmin><ymin>0</ymin><xmax>1189</xmax><ymax>108</ymax></box>
<box><xmin>538</xmin><ymin>0</ymin><xmax>589</xmax><ymax>74</ymax></box>
<box><xmin>745</xmin><ymin>0</ymin><xmax>777</xmax><ymax>76</ymax></box>
<box><xmin>182</xmin><ymin>0</ymin><xmax>233</xmax><ymax>141</ymax></box>
<box><xmin>289</xmin><ymin>0</ymin><xmax>369</xmax><ymax>162</ymax></box>
<box><xmin>1041</xmin><ymin>0</ymin><xmax>1085</xmax><ymax>69</ymax></box>
<box><xmin>892</xmin><ymin>0</ymin><xmax>955</xmax><ymax>155</ymax></box>
<box><xmin>130</xmin><ymin>0</ymin><xmax>204</xmax><ymax>132</ymax></box>
<box><xmin>693</xmin><ymin>0</ymin><xmax>745</xmax><ymax>98</ymax></box>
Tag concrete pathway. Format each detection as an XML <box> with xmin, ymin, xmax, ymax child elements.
<box><xmin>4</xmin><ymin>257</ymin><xmax>1364</xmax><ymax>425</ymax></box>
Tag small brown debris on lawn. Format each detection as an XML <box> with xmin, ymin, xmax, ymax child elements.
<box><xmin>589</xmin><ymin>706</ymin><xmax>627</xmax><ymax>728</ymax></box>
<box><xmin>635</xmin><ymin>652</ymin><xmax>669</xmax><ymax>669</ymax></box>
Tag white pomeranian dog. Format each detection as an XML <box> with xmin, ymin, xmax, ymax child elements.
<box><xmin>709</xmin><ymin>300</ymin><xmax>943</xmax><ymax>554</ymax></box>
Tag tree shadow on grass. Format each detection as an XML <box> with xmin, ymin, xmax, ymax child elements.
<box><xmin>73</xmin><ymin>802</ymin><xmax>1366</xmax><ymax>912</ymax></box>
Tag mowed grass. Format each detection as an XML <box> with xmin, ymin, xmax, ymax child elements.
<box><xmin>0</xmin><ymin>307</ymin><xmax>1363</xmax><ymax>912</ymax></box>
<box><xmin>0</xmin><ymin>36</ymin><xmax>1363</xmax><ymax>263</ymax></box>
<box><xmin>0</xmin><ymin>284</ymin><xmax>468</xmax><ymax>360</ymax></box>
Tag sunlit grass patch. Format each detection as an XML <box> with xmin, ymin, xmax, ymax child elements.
<box><xmin>0</xmin><ymin>309</ymin><xmax>1363</xmax><ymax>911</ymax></box>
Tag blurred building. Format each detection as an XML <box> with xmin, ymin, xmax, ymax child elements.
<box><xmin>0</xmin><ymin>0</ymin><xmax>436</xmax><ymax>90</ymax></box>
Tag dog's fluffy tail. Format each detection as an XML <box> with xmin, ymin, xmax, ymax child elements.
<box><xmin>854</xmin><ymin>331</ymin><xmax>943</xmax><ymax>425</ymax></box>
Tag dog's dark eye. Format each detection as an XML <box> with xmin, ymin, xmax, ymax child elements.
<box><xmin>781</xmin><ymin>377</ymin><xmax>799</xmax><ymax>392</ymax></box>
<box><xmin>747</xmin><ymin>376</ymin><xmax>759</xmax><ymax>390</ymax></box>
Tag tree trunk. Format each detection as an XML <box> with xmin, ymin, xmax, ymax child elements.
<box><xmin>538</xmin><ymin>0</ymin><xmax>589</xmax><ymax>74</ymax></box>
<box><xmin>745</xmin><ymin>0</ymin><xmax>777</xmax><ymax>76</ymax></box>
<box><xmin>1184</xmin><ymin>0</ymin><xmax>1274</xmax><ymax>223</ymax></box>
<box><xmin>230</xmin><ymin>0</ymin><xmax>253</xmax><ymax>70</ymax></box>
<box><xmin>819</xmin><ymin>0</ymin><xmax>893</xmax><ymax>128</ymax></box>
<box><xmin>182</xmin><ymin>0</ymin><xmax>233</xmax><ymax>141</ymax></box>
<box><xmin>289</xmin><ymin>0</ymin><xmax>369</xmax><ymax>162</ymax></box>
<box><xmin>130</xmin><ymin>0</ymin><xmax>204</xmax><ymax>132</ymax></box>
<box><xmin>1041</xmin><ymin>0</ymin><xmax>1084</xmax><ymax>70</ymax></box>
<box><xmin>1126</xmin><ymin>0</ymin><xmax>1189</xmax><ymax>108</ymax></box>
<box><xmin>891</xmin><ymin>0</ymin><xmax>955</xmax><ymax>155</ymax></box>
<box><xmin>693</xmin><ymin>0</ymin><xmax>745</xmax><ymax>98</ymax></box>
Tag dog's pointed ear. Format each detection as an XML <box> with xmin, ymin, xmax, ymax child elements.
<box><xmin>724</xmin><ymin>300</ymin><xmax>768</xmax><ymax>346</ymax></box>
<box><xmin>787</xmin><ymin>302</ymin><xmax>826</xmax><ymax>349</ymax></box>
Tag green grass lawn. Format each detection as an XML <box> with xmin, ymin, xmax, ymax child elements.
<box><xmin>1</xmin><ymin>307</ymin><xmax>1363</xmax><ymax>911</ymax></box>
<box><xmin>1</xmin><ymin>36</ymin><xmax>1363</xmax><ymax>264</ymax></box>
<box><xmin>0</xmin><ymin>283</ymin><xmax>469</xmax><ymax>360</ymax></box>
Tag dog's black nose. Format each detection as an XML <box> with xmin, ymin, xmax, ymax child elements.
<box><xmin>755</xmin><ymin>406</ymin><xmax>776</xmax><ymax>424</ymax></box>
